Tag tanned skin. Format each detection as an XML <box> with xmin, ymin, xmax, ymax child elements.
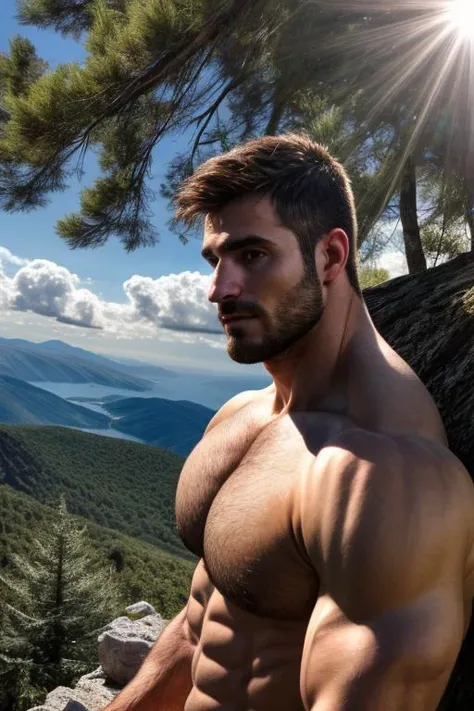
<box><xmin>105</xmin><ymin>196</ymin><xmax>474</xmax><ymax>711</ymax></box>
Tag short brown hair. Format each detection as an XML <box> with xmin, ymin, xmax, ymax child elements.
<box><xmin>174</xmin><ymin>133</ymin><xmax>360</xmax><ymax>292</ymax></box>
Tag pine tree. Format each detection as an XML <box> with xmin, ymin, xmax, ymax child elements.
<box><xmin>0</xmin><ymin>1</ymin><xmax>472</xmax><ymax>270</ymax></box>
<box><xmin>0</xmin><ymin>1</ymin><xmax>381</xmax><ymax>251</ymax></box>
<box><xmin>0</xmin><ymin>499</ymin><xmax>120</xmax><ymax>711</ymax></box>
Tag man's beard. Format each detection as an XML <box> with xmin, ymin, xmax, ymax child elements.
<box><xmin>225</xmin><ymin>271</ymin><xmax>324</xmax><ymax>365</ymax></box>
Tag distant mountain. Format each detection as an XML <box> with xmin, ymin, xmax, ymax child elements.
<box><xmin>0</xmin><ymin>340</ymin><xmax>152</xmax><ymax>390</ymax></box>
<box><xmin>0</xmin><ymin>337</ymin><xmax>176</xmax><ymax>382</ymax></box>
<box><xmin>0</xmin><ymin>375</ymin><xmax>111</xmax><ymax>428</ymax></box>
<box><xmin>36</xmin><ymin>339</ymin><xmax>126</xmax><ymax>368</ymax></box>
<box><xmin>104</xmin><ymin>397</ymin><xmax>215</xmax><ymax>455</ymax></box>
<box><xmin>0</xmin><ymin>337</ymin><xmax>126</xmax><ymax>369</ymax></box>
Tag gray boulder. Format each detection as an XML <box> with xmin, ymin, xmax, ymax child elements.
<box><xmin>125</xmin><ymin>601</ymin><xmax>156</xmax><ymax>617</ymax></box>
<box><xmin>28</xmin><ymin>670</ymin><xmax>119</xmax><ymax>711</ymax></box>
<box><xmin>98</xmin><ymin>613</ymin><xmax>167</xmax><ymax>686</ymax></box>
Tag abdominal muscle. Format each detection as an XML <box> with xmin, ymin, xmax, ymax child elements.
<box><xmin>185</xmin><ymin>583</ymin><xmax>308</xmax><ymax>711</ymax></box>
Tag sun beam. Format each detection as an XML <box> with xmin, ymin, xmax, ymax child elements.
<box><xmin>447</xmin><ymin>0</ymin><xmax>474</xmax><ymax>39</ymax></box>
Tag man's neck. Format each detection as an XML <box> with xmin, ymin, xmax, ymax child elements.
<box><xmin>265</xmin><ymin>289</ymin><xmax>376</xmax><ymax>414</ymax></box>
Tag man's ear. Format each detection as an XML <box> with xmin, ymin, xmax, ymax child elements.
<box><xmin>317</xmin><ymin>229</ymin><xmax>350</xmax><ymax>285</ymax></box>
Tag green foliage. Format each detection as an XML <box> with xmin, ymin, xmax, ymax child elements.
<box><xmin>0</xmin><ymin>36</ymin><xmax>46</xmax><ymax>100</ymax></box>
<box><xmin>418</xmin><ymin>167</ymin><xmax>473</xmax><ymax>262</ymax></box>
<box><xmin>0</xmin><ymin>0</ymin><xmax>360</xmax><ymax>248</ymax></box>
<box><xmin>17</xmin><ymin>0</ymin><xmax>98</xmax><ymax>37</ymax></box>
<box><xmin>0</xmin><ymin>424</ymin><xmax>196</xmax><ymax>613</ymax></box>
<box><xmin>0</xmin><ymin>499</ymin><xmax>120</xmax><ymax>711</ymax></box>
<box><xmin>358</xmin><ymin>266</ymin><xmax>390</xmax><ymax>290</ymax></box>
<box><xmin>0</xmin><ymin>484</ymin><xmax>194</xmax><ymax>619</ymax></box>
<box><xmin>421</xmin><ymin>216</ymin><xmax>469</xmax><ymax>266</ymax></box>
<box><xmin>0</xmin><ymin>484</ymin><xmax>193</xmax><ymax>709</ymax></box>
<box><xmin>0</xmin><ymin>424</ymin><xmax>189</xmax><ymax>556</ymax></box>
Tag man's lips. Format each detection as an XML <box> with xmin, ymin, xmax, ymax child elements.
<box><xmin>219</xmin><ymin>314</ymin><xmax>257</xmax><ymax>324</ymax></box>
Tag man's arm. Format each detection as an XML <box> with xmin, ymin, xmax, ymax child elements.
<box><xmin>299</xmin><ymin>433</ymin><xmax>472</xmax><ymax>711</ymax></box>
<box><xmin>104</xmin><ymin>606</ymin><xmax>195</xmax><ymax>711</ymax></box>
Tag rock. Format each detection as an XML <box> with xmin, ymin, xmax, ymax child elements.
<box><xmin>125</xmin><ymin>601</ymin><xmax>156</xmax><ymax>617</ymax></box>
<box><xmin>98</xmin><ymin>613</ymin><xmax>167</xmax><ymax>686</ymax></box>
<box><xmin>74</xmin><ymin>675</ymin><xmax>120</xmax><ymax>705</ymax></box>
<box><xmin>29</xmin><ymin>673</ymin><xmax>119</xmax><ymax>711</ymax></box>
<box><xmin>77</xmin><ymin>668</ymin><xmax>105</xmax><ymax>682</ymax></box>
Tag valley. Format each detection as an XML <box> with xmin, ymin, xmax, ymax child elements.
<box><xmin>0</xmin><ymin>336</ymin><xmax>269</xmax><ymax>615</ymax></box>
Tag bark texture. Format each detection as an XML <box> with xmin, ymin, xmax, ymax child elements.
<box><xmin>365</xmin><ymin>252</ymin><xmax>474</xmax><ymax>709</ymax></box>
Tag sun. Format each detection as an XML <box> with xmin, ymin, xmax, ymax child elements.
<box><xmin>446</xmin><ymin>0</ymin><xmax>474</xmax><ymax>39</ymax></box>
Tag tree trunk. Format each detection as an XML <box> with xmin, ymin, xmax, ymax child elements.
<box><xmin>467</xmin><ymin>206</ymin><xmax>474</xmax><ymax>252</ymax></box>
<box><xmin>365</xmin><ymin>254</ymin><xmax>474</xmax><ymax>710</ymax></box>
<box><xmin>399</xmin><ymin>156</ymin><xmax>427</xmax><ymax>273</ymax></box>
<box><xmin>265</xmin><ymin>102</ymin><xmax>285</xmax><ymax>136</ymax></box>
<box><xmin>466</xmin><ymin>188</ymin><xmax>474</xmax><ymax>252</ymax></box>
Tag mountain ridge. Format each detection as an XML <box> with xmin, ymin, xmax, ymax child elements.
<box><xmin>0</xmin><ymin>375</ymin><xmax>111</xmax><ymax>428</ymax></box>
<box><xmin>0</xmin><ymin>340</ymin><xmax>153</xmax><ymax>390</ymax></box>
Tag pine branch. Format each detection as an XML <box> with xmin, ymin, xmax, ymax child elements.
<box><xmin>17</xmin><ymin>0</ymin><xmax>101</xmax><ymax>37</ymax></box>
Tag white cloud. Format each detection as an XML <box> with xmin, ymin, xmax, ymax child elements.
<box><xmin>0</xmin><ymin>264</ymin><xmax>13</xmax><ymax>309</ymax></box>
<box><xmin>124</xmin><ymin>271</ymin><xmax>218</xmax><ymax>333</ymax></box>
<box><xmin>0</xmin><ymin>248</ymin><xmax>220</xmax><ymax>339</ymax></box>
<box><xmin>11</xmin><ymin>260</ymin><xmax>104</xmax><ymax>329</ymax></box>
<box><xmin>0</xmin><ymin>246</ymin><xmax>29</xmax><ymax>267</ymax></box>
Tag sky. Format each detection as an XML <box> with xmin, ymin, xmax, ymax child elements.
<box><xmin>0</xmin><ymin>1</ymin><xmax>409</xmax><ymax>374</ymax></box>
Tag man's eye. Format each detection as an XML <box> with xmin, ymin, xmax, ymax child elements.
<box><xmin>243</xmin><ymin>250</ymin><xmax>266</xmax><ymax>263</ymax></box>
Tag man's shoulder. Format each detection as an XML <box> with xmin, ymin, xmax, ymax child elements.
<box><xmin>204</xmin><ymin>384</ymin><xmax>274</xmax><ymax>433</ymax></box>
<box><xmin>301</xmin><ymin>428</ymin><xmax>474</xmax><ymax>567</ymax></box>
<box><xmin>317</xmin><ymin>429</ymin><xmax>474</xmax><ymax>515</ymax></box>
<box><xmin>314</xmin><ymin>427</ymin><xmax>467</xmax><ymax>487</ymax></box>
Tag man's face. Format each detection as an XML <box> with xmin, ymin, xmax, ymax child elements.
<box><xmin>202</xmin><ymin>195</ymin><xmax>324</xmax><ymax>364</ymax></box>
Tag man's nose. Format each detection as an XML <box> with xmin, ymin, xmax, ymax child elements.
<box><xmin>208</xmin><ymin>263</ymin><xmax>243</xmax><ymax>303</ymax></box>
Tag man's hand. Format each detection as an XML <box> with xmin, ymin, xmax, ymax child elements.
<box><xmin>298</xmin><ymin>432</ymin><xmax>473</xmax><ymax>710</ymax></box>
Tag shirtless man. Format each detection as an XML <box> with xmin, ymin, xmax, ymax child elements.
<box><xmin>105</xmin><ymin>134</ymin><xmax>474</xmax><ymax>711</ymax></box>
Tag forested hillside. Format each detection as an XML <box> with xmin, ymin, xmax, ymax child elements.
<box><xmin>0</xmin><ymin>485</ymin><xmax>194</xmax><ymax>618</ymax></box>
<box><xmin>0</xmin><ymin>425</ymin><xmax>188</xmax><ymax>555</ymax></box>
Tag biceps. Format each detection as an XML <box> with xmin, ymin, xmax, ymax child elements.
<box><xmin>300</xmin><ymin>592</ymin><xmax>464</xmax><ymax>711</ymax></box>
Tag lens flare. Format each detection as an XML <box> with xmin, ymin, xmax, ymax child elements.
<box><xmin>447</xmin><ymin>0</ymin><xmax>474</xmax><ymax>39</ymax></box>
